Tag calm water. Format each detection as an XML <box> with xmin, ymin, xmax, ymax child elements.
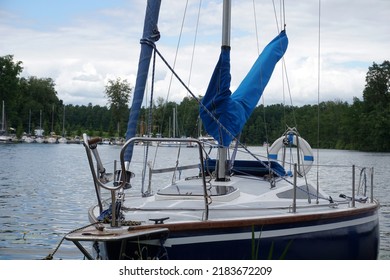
<box><xmin>0</xmin><ymin>143</ymin><xmax>389</xmax><ymax>260</ymax></box>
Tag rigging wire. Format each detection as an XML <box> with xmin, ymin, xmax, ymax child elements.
<box><xmin>269</xmin><ymin>0</ymin><xmax>298</xmax><ymax>145</ymax></box>
<box><xmin>270</xmin><ymin>0</ymin><xmax>298</xmax><ymax>129</ymax></box>
<box><xmin>252</xmin><ymin>0</ymin><xmax>260</xmax><ymax>55</ymax></box>
<box><xmin>253</xmin><ymin>0</ymin><xmax>284</xmax><ymax>149</ymax></box>
<box><xmin>184</xmin><ymin>0</ymin><xmax>202</xmax><ymax>137</ymax></box>
<box><xmin>269</xmin><ymin>0</ymin><xmax>309</xmax><ymax>193</ymax></box>
<box><xmin>275</xmin><ymin>0</ymin><xmax>288</xmax><ymax>129</ymax></box>
<box><xmin>141</xmin><ymin>48</ymin><xmax>158</xmax><ymax>196</ymax></box>
<box><xmin>252</xmin><ymin>0</ymin><xmax>270</xmax><ymax>149</ymax></box>
<box><xmin>166</xmin><ymin>0</ymin><xmax>188</xmax><ymax>101</ymax></box>
<box><xmin>160</xmin><ymin>0</ymin><xmax>189</xmax><ymax>137</ymax></box>
<box><xmin>316</xmin><ymin>0</ymin><xmax>322</xmax><ymax>203</ymax></box>
<box><xmin>188</xmin><ymin>0</ymin><xmax>203</xmax><ymax>88</ymax></box>
<box><xmin>271</xmin><ymin>0</ymin><xmax>285</xmax><ymax>33</ymax></box>
<box><xmin>273</xmin><ymin>0</ymin><xmax>297</xmax><ymax>129</ymax></box>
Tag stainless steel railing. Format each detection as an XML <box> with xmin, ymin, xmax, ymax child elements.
<box><xmin>120</xmin><ymin>137</ymin><xmax>210</xmax><ymax>221</ymax></box>
<box><xmin>291</xmin><ymin>163</ymin><xmax>375</xmax><ymax>213</ymax></box>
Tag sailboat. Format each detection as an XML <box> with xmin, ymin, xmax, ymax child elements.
<box><xmin>46</xmin><ymin>105</ymin><xmax>57</xmax><ymax>144</ymax></box>
<box><xmin>65</xmin><ymin>0</ymin><xmax>379</xmax><ymax>260</ymax></box>
<box><xmin>22</xmin><ymin>109</ymin><xmax>35</xmax><ymax>143</ymax></box>
<box><xmin>35</xmin><ymin>110</ymin><xmax>45</xmax><ymax>143</ymax></box>
<box><xmin>158</xmin><ymin>106</ymin><xmax>184</xmax><ymax>147</ymax></box>
<box><xmin>0</xmin><ymin>100</ymin><xmax>12</xmax><ymax>143</ymax></box>
<box><xmin>58</xmin><ymin>105</ymin><xmax>68</xmax><ymax>144</ymax></box>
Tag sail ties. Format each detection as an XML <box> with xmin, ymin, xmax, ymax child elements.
<box><xmin>200</xmin><ymin>31</ymin><xmax>288</xmax><ymax>147</ymax></box>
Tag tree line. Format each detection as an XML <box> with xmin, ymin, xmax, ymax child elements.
<box><xmin>1</xmin><ymin>55</ymin><xmax>389</xmax><ymax>151</ymax></box>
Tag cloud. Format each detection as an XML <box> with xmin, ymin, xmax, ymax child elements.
<box><xmin>1</xmin><ymin>0</ymin><xmax>388</xmax><ymax>107</ymax></box>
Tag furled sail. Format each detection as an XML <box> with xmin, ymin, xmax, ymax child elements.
<box><xmin>124</xmin><ymin>0</ymin><xmax>161</xmax><ymax>163</ymax></box>
<box><xmin>200</xmin><ymin>30</ymin><xmax>288</xmax><ymax>147</ymax></box>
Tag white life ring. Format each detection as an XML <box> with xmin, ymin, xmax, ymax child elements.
<box><xmin>268</xmin><ymin>133</ymin><xmax>314</xmax><ymax>175</ymax></box>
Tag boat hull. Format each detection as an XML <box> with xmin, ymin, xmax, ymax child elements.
<box><xmin>95</xmin><ymin>205</ymin><xmax>379</xmax><ymax>260</ymax></box>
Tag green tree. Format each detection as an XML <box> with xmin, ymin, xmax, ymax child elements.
<box><xmin>105</xmin><ymin>78</ymin><xmax>132</xmax><ymax>137</ymax></box>
<box><xmin>0</xmin><ymin>55</ymin><xmax>23</xmax><ymax>127</ymax></box>
<box><xmin>363</xmin><ymin>61</ymin><xmax>390</xmax><ymax>111</ymax></box>
<box><xmin>360</xmin><ymin>61</ymin><xmax>390</xmax><ymax>151</ymax></box>
<box><xmin>178</xmin><ymin>96</ymin><xmax>199</xmax><ymax>137</ymax></box>
<box><xmin>18</xmin><ymin>76</ymin><xmax>59</xmax><ymax>135</ymax></box>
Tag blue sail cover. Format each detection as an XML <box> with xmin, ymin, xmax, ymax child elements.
<box><xmin>124</xmin><ymin>0</ymin><xmax>161</xmax><ymax>162</ymax></box>
<box><xmin>200</xmin><ymin>31</ymin><xmax>288</xmax><ymax>147</ymax></box>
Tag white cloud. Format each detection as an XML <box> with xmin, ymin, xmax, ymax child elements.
<box><xmin>1</xmin><ymin>0</ymin><xmax>388</xmax><ymax>107</ymax></box>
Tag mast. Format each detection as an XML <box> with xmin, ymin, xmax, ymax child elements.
<box><xmin>62</xmin><ymin>105</ymin><xmax>65</xmax><ymax>136</ymax></box>
<box><xmin>51</xmin><ymin>104</ymin><xmax>54</xmax><ymax>134</ymax></box>
<box><xmin>28</xmin><ymin>109</ymin><xmax>31</xmax><ymax>135</ymax></box>
<box><xmin>216</xmin><ymin>0</ymin><xmax>231</xmax><ymax>181</ymax></box>
<box><xmin>1</xmin><ymin>100</ymin><xmax>4</xmax><ymax>132</ymax></box>
<box><xmin>173</xmin><ymin>105</ymin><xmax>178</xmax><ymax>138</ymax></box>
<box><xmin>173</xmin><ymin>107</ymin><xmax>175</xmax><ymax>138</ymax></box>
<box><xmin>222</xmin><ymin>0</ymin><xmax>231</xmax><ymax>47</ymax></box>
<box><xmin>39</xmin><ymin>110</ymin><xmax>42</xmax><ymax>131</ymax></box>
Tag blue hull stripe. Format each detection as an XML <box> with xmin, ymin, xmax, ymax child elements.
<box><xmin>145</xmin><ymin>215</ymin><xmax>378</xmax><ymax>247</ymax></box>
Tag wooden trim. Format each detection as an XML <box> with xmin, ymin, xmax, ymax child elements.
<box><xmin>126</xmin><ymin>202</ymin><xmax>379</xmax><ymax>233</ymax></box>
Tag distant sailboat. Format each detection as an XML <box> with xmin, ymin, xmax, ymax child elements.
<box><xmin>158</xmin><ymin>106</ymin><xmax>183</xmax><ymax>147</ymax></box>
<box><xmin>46</xmin><ymin>105</ymin><xmax>57</xmax><ymax>144</ymax></box>
<box><xmin>35</xmin><ymin>110</ymin><xmax>45</xmax><ymax>143</ymax></box>
<box><xmin>0</xmin><ymin>100</ymin><xmax>12</xmax><ymax>143</ymax></box>
<box><xmin>22</xmin><ymin>109</ymin><xmax>34</xmax><ymax>143</ymax></box>
<box><xmin>58</xmin><ymin>105</ymin><xmax>68</xmax><ymax>144</ymax></box>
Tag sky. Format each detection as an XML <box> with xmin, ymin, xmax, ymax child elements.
<box><xmin>1</xmin><ymin>0</ymin><xmax>389</xmax><ymax>107</ymax></box>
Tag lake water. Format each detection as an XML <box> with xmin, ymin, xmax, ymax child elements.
<box><xmin>0</xmin><ymin>142</ymin><xmax>389</xmax><ymax>260</ymax></box>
